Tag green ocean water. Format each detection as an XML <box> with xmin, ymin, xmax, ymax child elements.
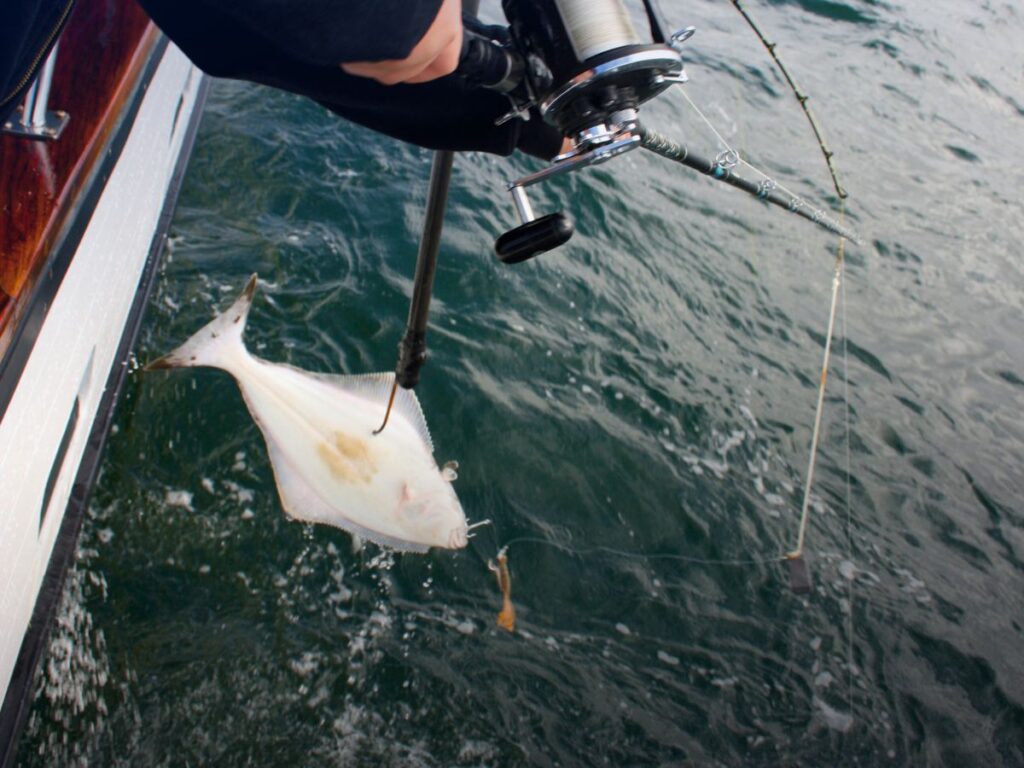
<box><xmin>17</xmin><ymin>0</ymin><xmax>1024</xmax><ymax>765</ymax></box>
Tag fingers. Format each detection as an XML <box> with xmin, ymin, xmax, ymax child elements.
<box><xmin>341</xmin><ymin>0</ymin><xmax>463</xmax><ymax>85</ymax></box>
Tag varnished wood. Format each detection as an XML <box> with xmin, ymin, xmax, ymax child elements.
<box><xmin>0</xmin><ymin>0</ymin><xmax>157</xmax><ymax>355</ymax></box>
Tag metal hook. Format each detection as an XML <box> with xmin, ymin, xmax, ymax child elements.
<box><xmin>372</xmin><ymin>378</ymin><xmax>399</xmax><ymax>435</ymax></box>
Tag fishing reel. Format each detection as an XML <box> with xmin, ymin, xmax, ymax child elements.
<box><xmin>458</xmin><ymin>0</ymin><xmax>694</xmax><ymax>263</ymax></box>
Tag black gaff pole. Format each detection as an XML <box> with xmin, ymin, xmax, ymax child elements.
<box><xmin>375</xmin><ymin>1</ymin><xmax>480</xmax><ymax>434</ymax></box>
<box><xmin>637</xmin><ymin>124</ymin><xmax>860</xmax><ymax>244</ymax></box>
<box><xmin>374</xmin><ymin>145</ymin><xmax>453</xmax><ymax>435</ymax></box>
<box><xmin>396</xmin><ymin>149</ymin><xmax>453</xmax><ymax>391</ymax></box>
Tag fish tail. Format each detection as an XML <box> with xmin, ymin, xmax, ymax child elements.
<box><xmin>144</xmin><ymin>274</ymin><xmax>258</xmax><ymax>371</ymax></box>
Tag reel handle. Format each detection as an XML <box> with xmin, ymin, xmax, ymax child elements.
<box><xmin>495</xmin><ymin>212</ymin><xmax>574</xmax><ymax>264</ymax></box>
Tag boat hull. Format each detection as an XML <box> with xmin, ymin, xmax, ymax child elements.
<box><xmin>0</xmin><ymin>33</ymin><xmax>206</xmax><ymax>763</ymax></box>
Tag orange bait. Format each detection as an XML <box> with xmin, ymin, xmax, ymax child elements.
<box><xmin>488</xmin><ymin>546</ymin><xmax>515</xmax><ymax>632</ymax></box>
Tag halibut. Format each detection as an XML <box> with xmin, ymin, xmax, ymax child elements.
<box><xmin>146</xmin><ymin>275</ymin><xmax>468</xmax><ymax>553</ymax></box>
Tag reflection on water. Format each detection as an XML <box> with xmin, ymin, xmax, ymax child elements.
<box><xmin>19</xmin><ymin>0</ymin><xmax>1024</xmax><ymax>764</ymax></box>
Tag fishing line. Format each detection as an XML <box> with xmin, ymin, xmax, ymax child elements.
<box><xmin>667</xmin><ymin>1</ymin><xmax>856</xmax><ymax>567</ymax></box>
<box><xmin>790</xmin><ymin>236</ymin><xmax>844</xmax><ymax>560</ymax></box>
<box><xmin>730</xmin><ymin>0</ymin><xmax>848</xmax><ymax>201</ymax></box>
<box><xmin>676</xmin><ymin>88</ymin><xmax>808</xmax><ymax>210</ymax></box>
<box><xmin>499</xmin><ymin>536</ymin><xmax>786</xmax><ymax>567</ymax></box>
<box><xmin>728</xmin><ymin>0</ymin><xmax>859</xmax><ymax>722</ymax></box>
<box><xmin>841</xmin><ymin>239</ymin><xmax>856</xmax><ymax>718</ymax></box>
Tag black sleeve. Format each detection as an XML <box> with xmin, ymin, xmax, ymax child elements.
<box><xmin>135</xmin><ymin>0</ymin><xmax>564</xmax><ymax>159</ymax></box>
<box><xmin>193</xmin><ymin>0</ymin><xmax>444</xmax><ymax>67</ymax></box>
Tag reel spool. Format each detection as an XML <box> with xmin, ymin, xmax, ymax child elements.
<box><xmin>504</xmin><ymin>0</ymin><xmax>685</xmax><ymax>137</ymax></box>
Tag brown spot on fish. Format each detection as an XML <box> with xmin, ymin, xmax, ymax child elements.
<box><xmin>317</xmin><ymin>430</ymin><xmax>377</xmax><ymax>483</ymax></box>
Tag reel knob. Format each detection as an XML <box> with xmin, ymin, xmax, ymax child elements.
<box><xmin>495</xmin><ymin>212</ymin><xmax>574</xmax><ymax>264</ymax></box>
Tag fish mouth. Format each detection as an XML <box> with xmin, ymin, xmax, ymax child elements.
<box><xmin>448</xmin><ymin>525</ymin><xmax>469</xmax><ymax>549</ymax></box>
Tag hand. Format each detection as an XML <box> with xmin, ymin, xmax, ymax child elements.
<box><xmin>341</xmin><ymin>0</ymin><xmax>463</xmax><ymax>85</ymax></box>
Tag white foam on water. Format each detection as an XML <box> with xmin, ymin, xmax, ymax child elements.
<box><xmin>288</xmin><ymin>651</ymin><xmax>321</xmax><ymax>678</ymax></box>
<box><xmin>657</xmin><ymin>650</ymin><xmax>680</xmax><ymax>666</ymax></box>
<box><xmin>164</xmin><ymin>489</ymin><xmax>194</xmax><ymax>511</ymax></box>
<box><xmin>223</xmin><ymin>479</ymin><xmax>255</xmax><ymax>504</ymax></box>
<box><xmin>457</xmin><ymin>739</ymin><xmax>499</xmax><ymax>764</ymax></box>
<box><xmin>814</xmin><ymin>671</ymin><xmax>834</xmax><ymax>688</ymax></box>
<box><xmin>23</xmin><ymin>545</ymin><xmax>123</xmax><ymax>767</ymax></box>
<box><xmin>814</xmin><ymin>697</ymin><xmax>854</xmax><ymax>733</ymax></box>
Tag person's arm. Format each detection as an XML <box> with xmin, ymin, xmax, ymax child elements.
<box><xmin>193</xmin><ymin>0</ymin><xmax>446</xmax><ymax>69</ymax></box>
<box><xmin>137</xmin><ymin>0</ymin><xmax>565</xmax><ymax>158</ymax></box>
<box><xmin>341</xmin><ymin>0</ymin><xmax>462</xmax><ymax>85</ymax></box>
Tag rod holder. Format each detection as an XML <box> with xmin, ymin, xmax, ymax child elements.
<box><xmin>2</xmin><ymin>44</ymin><xmax>69</xmax><ymax>141</ymax></box>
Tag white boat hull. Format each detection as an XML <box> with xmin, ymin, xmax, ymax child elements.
<box><xmin>0</xmin><ymin>40</ymin><xmax>205</xmax><ymax>738</ymax></box>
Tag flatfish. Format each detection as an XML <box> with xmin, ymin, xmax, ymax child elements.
<box><xmin>147</xmin><ymin>275</ymin><xmax>468</xmax><ymax>552</ymax></box>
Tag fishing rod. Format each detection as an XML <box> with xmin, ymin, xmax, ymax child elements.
<box><xmin>373</xmin><ymin>0</ymin><xmax>860</xmax><ymax>601</ymax></box>
<box><xmin>379</xmin><ymin>3</ymin><xmax>858</xmax><ymax>590</ymax></box>
<box><xmin>379</xmin><ymin>0</ymin><xmax>856</xmax><ymax>416</ymax></box>
<box><xmin>636</xmin><ymin>125</ymin><xmax>858</xmax><ymax>242</ymax></box>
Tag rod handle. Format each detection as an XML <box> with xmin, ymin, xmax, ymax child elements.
<box><xmin>456</xmin><ymin>27</ymin><xmax>521</xmax><ymax>92</ymax></box>
<box><xmin>494</xmin><ymin>213</ymin><xmax>574</xmax><ymax>264</ymax></box>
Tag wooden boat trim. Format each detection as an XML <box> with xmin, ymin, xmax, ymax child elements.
<box><xmin>0</xmin><ymin>24</ymin><xmax>160</xmax><ymax>420</ymax></box>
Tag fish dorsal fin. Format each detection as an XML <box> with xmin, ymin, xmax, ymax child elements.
<box><xmin>310</xmin><ymin>371</ymin><xmax>434</xmax><ymax>453</ymax></box>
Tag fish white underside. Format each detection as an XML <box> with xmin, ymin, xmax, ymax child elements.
<box><xmin>148</xmin><ymin>276</ymin><xmax>468</xmax><ymax>552</ymax></box>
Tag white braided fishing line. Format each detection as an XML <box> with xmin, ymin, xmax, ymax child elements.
<box><xmin>555</xmin><ymin>0</ymin><xmax>640</xmax><ymax>61</ymax></box>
